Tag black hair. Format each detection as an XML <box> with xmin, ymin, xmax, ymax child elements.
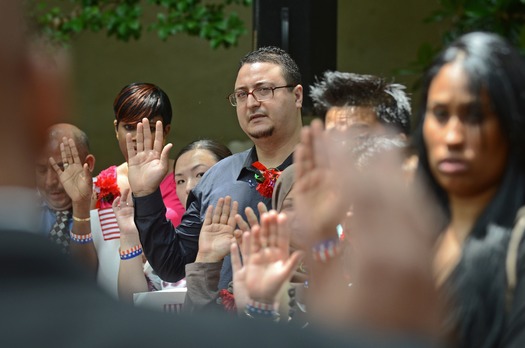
<box><xmin>413</xmin><ymin>32</ymin><xmax>525</xmax><ymax>214</ymax></box>
<box><xmin>239</xmin><ymin>46</ymin><xmax>301</xmax><ymax>86</ymax></box>
<box><xmin>352</xmin><ymin>135</ymin><xmax>407</xmax><ymax>170</ymax></box>
<box><xmin>309</xmin><ymin>71</ymin><xmax>411</xmax><ymax>134</ymax></box>
<box><xmin>411</xmin><ymin>33</ymin><xmax>525</xmax><ymax>347</ymax></box>
<box><xmin>174</xmin><ymin>139</ymin><xmax>232</xmax><ymax>172</ymax></box>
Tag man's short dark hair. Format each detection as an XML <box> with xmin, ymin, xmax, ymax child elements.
<box><xmin>310</xmin><ymin>71</ymin><xmax>411</xmax><ymax>134</ymax></box>
<box><xmin>239</xmin><ymin>46</ymin><xmax>301</xmax><ymax>86</ymax></box>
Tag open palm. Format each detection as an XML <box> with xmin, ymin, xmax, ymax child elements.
<box><xmin>127</xmin><ymin>119</ymin><xmax>172</xmax><ymax>197</ymax></box>
<box><xmin>112</xmin><ymin>189</ymin><xmax>138</xmax><ymax>238</ymax></box>
<box><xmin>50</xmin><ymin>137</ymin><xmax>92</xmax><ymax>203</ymax></box>
<box><xmin>294</xmin><ymin>120</ymin><xmax>350</xmax><ymax>242</ymax></box>
<box><xmin>196</xmin><ymin>196</ymin><xmax>239</xmax><ymax>262</ymax></box>
<box><xmin>244</xmin><ymin>212</ymin><xmax>303</xmax><ymax>304</ymax></box>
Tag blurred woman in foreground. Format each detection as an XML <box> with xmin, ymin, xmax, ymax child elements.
<box><xmin>414</xmin><ymin>32</ymin><xmax>525</xmax><ymax>347</ymax></box>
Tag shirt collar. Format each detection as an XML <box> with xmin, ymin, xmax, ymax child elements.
<box><xmin>241</xmin><ymin>146</ymin><xmax>260</xmax><ymax>171</ymax></box>
<box><xmin>238</xmin><ymin>146</ymin><xmax>294</xmax><ymax>182</ymax></box>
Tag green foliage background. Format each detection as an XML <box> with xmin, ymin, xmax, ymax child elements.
<box><xmin>399</xmin><ymin>0</ymin><xmax>525</xmax><ymax>88</ymax></box>
<box><xmin>30</xmin><ymin>0</ymin><xmax>252</xmax><ymax>49</ymax></box>
<box><xmin>31</xmin><ymin>0</ymin><xmax>525</xmax><ymax>81</ymax></box>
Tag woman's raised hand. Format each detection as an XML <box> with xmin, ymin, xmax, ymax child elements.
<box><xmin>127</xmin><ymin>118</ymin><xmax>172</xmax><ymax>197</ymax></box>
<box><xmin>112</xmin><ymin>188</ymin><xmax>138</xmax><ymax>238</ymax></box>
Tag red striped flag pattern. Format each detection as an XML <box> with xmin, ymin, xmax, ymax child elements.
<box><xmin>163</xmin><ymin>303</ymin><xmax>183</xmax><ymax>313</ymax></box>
<box><xmin>98</xmin><ymin>207</ymin><xmax>120</xmax><ymax>241</ymax></box>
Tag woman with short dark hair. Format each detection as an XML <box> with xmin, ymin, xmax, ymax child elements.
<box><xmin>92</xmin><ymin>82</ymin><xmax>184</xmax><ymax>298</ymax></box>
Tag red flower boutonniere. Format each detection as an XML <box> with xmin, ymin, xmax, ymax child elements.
<box><xmin>94</xmin><ymin>166</ymin><xmax>120</xmax><ymax>209</ymax></box>
<box><xmin>252</xmin><ymin>161</ymin><xmax>281</xmax><ymax>198</ymax></box>
<box><xmin>218</xmin><ymin>289</ymin><xmax>237</xmax><ymax>312</ymax></box>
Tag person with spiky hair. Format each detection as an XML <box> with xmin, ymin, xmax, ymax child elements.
<box><xmin>309</xmin><ymin>71</ymin><xmax>411</xmax><ymax>136</ymax></box>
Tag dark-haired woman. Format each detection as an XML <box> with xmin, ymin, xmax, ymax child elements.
<box><xmin>91</xmin><ymin>82</ymin><xmax>185</xmax><ymax>298</ymax></box>
<box><xmin>174</xmin><ymin>139</ymin><xmax>232</xmax><ymax>208</ymax></box>
<box><xmin>108</xmin><ymin>82</ymin><xmax>184</xmax><ymax>226</ymax></box>
<box><xmin>413</xmin><ymin>32</ymin><xmax>525</xmax><ymax>347</ymax></box>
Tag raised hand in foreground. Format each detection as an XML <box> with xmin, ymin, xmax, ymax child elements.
<box><xmin>294</xmin><ymin>120</ymin><xmax>350</xmax><ymax>244</ymax></box>
<box><xmin>234</xmin><ymin>202</ymin><xmax>268</xmax><ymax>242</ymax></box>
<box><xmin>294</xmin><ymin>118</ymin><xmax>442</xmax><ymax>336</ymax></box>
<box><xmin>241</xmin><ymin>211</ymin><xmax>303</xmax><ymax>307</ymax></box>
<box><xmin>231</xmin><ymin>231</ymin><xmax>251</xmax><ymax>314</ymax></box>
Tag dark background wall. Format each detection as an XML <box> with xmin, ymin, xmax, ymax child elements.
<box><xmin>68</xmin><ymin>1</ymin><xmax>444</xmax><ymax>173</ymax></box>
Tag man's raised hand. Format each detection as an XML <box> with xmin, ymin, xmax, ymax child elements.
<box><xmin>50</xmin><ymin>137</ymin><xmax>92</xmax><ymax>204</ymax></box>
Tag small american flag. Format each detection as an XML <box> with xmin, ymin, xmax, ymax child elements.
<box><xmin>98</xmin><ymin>207</ymin><xmax>120</xmax><ymax>241</ymax></box>
<box><xmin>163</xmin><ymin>303</ymin><xmax>183</xmax><ymax>313</ymax></box>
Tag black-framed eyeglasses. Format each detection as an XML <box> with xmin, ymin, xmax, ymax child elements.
<box><xmin>227</xmin><ymin>85</ymin><xmax>295</xmax><ymax>106</ymax></box>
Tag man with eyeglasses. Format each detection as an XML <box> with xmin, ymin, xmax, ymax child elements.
<box><xmin>128</xmin><ymin>46</ymin><xmax>303</xmax><ymax>302</ymax></box>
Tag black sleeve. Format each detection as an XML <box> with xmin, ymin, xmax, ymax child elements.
<box><xmin>133</xmin><ymin>188</ymin><xmax>200</xmax><ymax>282</ymax></box>
<box><xmin>501</xmin><ymin>238</ymin><xmax>525</xmax><ymax>348</ymax></box>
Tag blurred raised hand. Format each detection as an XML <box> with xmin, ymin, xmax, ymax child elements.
<box><xmin>234</xmin><ymin>202</ymin><xmax>268</xmax><ymax>242</ymax></box>
<box><xmin>231</xmin><ymin>231</ymin><xmax>251</xmax><ymax>314</ymax></box>
<box><xmin>345</xmin><ymin>156</ymin><xmax>442</xmax><ymax>336</ymax></box>
<box><xmin>294</xmin><ymin>118</ymin><xmax>442</xmax><ymax>336</ymax></box>
<box><xmin>294</xmin><ymin>119</ymin><xmax>350</xmax><ymax>244</ymax></box>
<box><xmin>243</xmin><ymin>211</ymin><xmax>303</xmax><ymax>306</ymax></box>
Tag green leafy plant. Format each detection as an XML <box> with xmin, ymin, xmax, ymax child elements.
<box><xmin>29</xmin><ymin>0</ymin><xmax>252</xmax><ymax>49</ymax></box>
<box><xmin>398</xmin><ymin>0</ymin><xmax>525</xmax><ymax>87</ymax></box>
